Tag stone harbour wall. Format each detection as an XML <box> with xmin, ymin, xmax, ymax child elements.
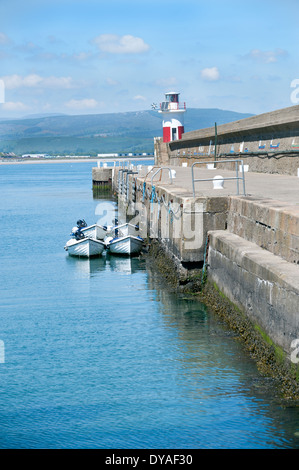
<box><xmin>208</xmin><ymin>230</ymin><xmax>299</xmax><ymax>355</ymax></box>
<box><xmin>156</xmin><ymin>104</ymin><xmax>299</xmax><ymax>176</ymax></box>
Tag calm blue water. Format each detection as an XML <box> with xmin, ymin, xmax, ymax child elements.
<box><xmin>0</xmin><ymin>161</ymin><xmax>299</xmax><ymax>449</ymax></box>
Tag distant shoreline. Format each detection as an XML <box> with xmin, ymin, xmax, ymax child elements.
<box><xmin>0</xmin><ymin>158</ymin><xmax>100</xmax><ymax>165</ymax></box>
<box><xmin>0</xmin><ymin>156</ymin><xmax>154</xmax><ymax>165</ymax></box>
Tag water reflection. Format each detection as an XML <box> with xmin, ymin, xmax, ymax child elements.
<box><xmin>106</xmin><ymin>253</ymin><xmax>145</xmax><ymax>275</ymax></box>
<box><xmin>65</xmin><ymin>251</ymin><xmax>145</xmax><ymax>278</ymax></box>
<box><xmin>145</xmin><ymin>262</ymin><xmax>299</xmax><ymax>448</ymax></box>
<box><xmin>65</xmin><ymin>254</ymin><xmax>107</xmax><ymax>277</ymax></box>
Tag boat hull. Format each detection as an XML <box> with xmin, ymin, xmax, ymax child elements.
<box><xmin>107</xmin><ymin>235</ymin><xmax>143</xmax><ymax>256</ymax></box>
<box><xmin>64</xmin><ymin>238</ymin><xmax>105</xmax><ymax>257</ymax></box>
<box><xmin>113</xmin><ymin>223</ymin><xmax>140</xmax><ymax>237</ymax></box>
<box><xmin>81</xmin><ymin>224</ymin><xmax>107</xmax><ymax>240</ymax></box>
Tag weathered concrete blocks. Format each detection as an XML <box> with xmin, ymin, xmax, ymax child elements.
<box><xmin>114</xmin><ymin>168</ymin><xmax>229</xmax><ymax>264</ymax></box>
<box><xmin>228</xmin><ymin>196</ymin><xmax>299</xmax><ymax>264</ymax></box>
<box><xmin>208</xmin><ymin>230</ymin><xmax>299</xmax><ymax>358</ymax></box>
<box><xmin>92</xmin><ymin>167</ymin><xmax>113</xmax><ymax>187</ymax></box>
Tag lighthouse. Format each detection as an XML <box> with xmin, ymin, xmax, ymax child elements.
<box><xmin>158</xmin><ymin>92</ymin><xmax>186</xmax><ymax>143</ymax></box>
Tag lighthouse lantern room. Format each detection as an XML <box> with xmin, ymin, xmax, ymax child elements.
<box><xmin>159</xmin><ymin>92</ymin><xmax>186</xmax><ymax>143</ymax></box>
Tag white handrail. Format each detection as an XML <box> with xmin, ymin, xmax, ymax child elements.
<box><xmin>191</xmin><ymin>159</ymin><xmax>246</xmax><ymax>197</ymax></box>
<box><xmin>150</xmin><ymin>167</ymin><xmax>173</xmax><ymax>186</ymax></box>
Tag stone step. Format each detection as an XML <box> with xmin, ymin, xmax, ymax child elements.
<box><xmin>208</xmin><ymin>230</ymin><xmax>299</xmax><ymax>357</ymax></box>
<box><xmin>228</xmin><ymin>196</ymin><xmax>299</xmax><ymax>265</ymax></box>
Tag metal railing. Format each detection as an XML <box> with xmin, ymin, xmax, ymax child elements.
<box><xmin>118</xmin><ymin>168</ymin><xmax>138</xmax><ymax>197</ymax></box>
<box><xmin>191</xmin><ymin>159</ymin><xmax>246</xmax><ymax>197</ymax></box>
<box><xmin>150</xmin><ymin>167</ymin><xmax>173</xmax><ymax>186</ymax></box>
<box><xmin>143</xmin><ymin>166</ymin><xmax>161</xmax><ymax>183</ymax></box>
<box><xmin>160</xmin><ymin>102</ymin><xmax>186</xmax><ymax>111</ymax></box>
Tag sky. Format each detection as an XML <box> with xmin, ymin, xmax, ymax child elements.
<box><xmin>0</xmin><ymin>0</ymin><xmax>298</xmax><ymax>119</ymax></box>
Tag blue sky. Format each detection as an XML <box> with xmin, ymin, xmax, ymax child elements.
<box><xmin>0</xmin><ymin>0</ymin><xmax>298</xmax><ymax>118</ymax></box>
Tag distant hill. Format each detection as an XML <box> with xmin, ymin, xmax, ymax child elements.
<box><xmin>0</xmin><ymin>108</ymin><xmax>254</xmax><ymax>156</ymax></box>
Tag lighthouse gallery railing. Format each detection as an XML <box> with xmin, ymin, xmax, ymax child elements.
<box><xmin>160</xmin><ymin>102</ymin><xmax>186</xmax><ymax>111</ymax></box>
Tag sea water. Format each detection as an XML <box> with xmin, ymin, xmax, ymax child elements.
<box><xmin>0</xmin><ymin>161</ymin><xmax>299</xmax><ymax>449</ymax></box>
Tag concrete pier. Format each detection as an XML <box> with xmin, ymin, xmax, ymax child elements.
<box><xmin>112</xmin><ymin>162</ymin><xmax>299</xmax><ymax>386</ymax></box>
<box><xmin>92</xmin><ymin>167</ymin><xmax>113</xmax><ymax>188</ymax></box>
<box><xmin>98</xmin><ymin>103</ymin><xmax>299</xmax><ymax>394</ymax></box>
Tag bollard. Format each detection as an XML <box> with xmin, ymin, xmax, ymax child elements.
<box><xmin>213</xmin><ymin>175</ymin><xmax>224</xmax><ymax>189</ymax></box>
<box><xmin>239</xmin><ymin>164</ymin><xmax>249</xmax><ymax>172</ymax></box>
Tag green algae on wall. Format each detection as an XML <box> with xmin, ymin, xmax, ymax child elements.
<box><xmin>199</xmin><ymin>280</ymin><xmax>299</xmax><ymax>400</ymax></box>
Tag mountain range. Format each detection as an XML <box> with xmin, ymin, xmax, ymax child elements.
<box><xmin>0</xmin><ymin>108</ymin><xmax>254</xmax><ymax>156</ymax></box>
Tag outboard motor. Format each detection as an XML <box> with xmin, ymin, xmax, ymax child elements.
<box><xmin>71</xmin><ymin>226</ymin><xmax>85</xmax><ymax>240</ymax></box>
<box><xmin>75</xmin><ymin>231</ymin><xmax>85</xmax><ymax>240</ymax></box>
<box><xmin>77</xmin><ymin>219</ymin><xmax>87</xmax><ymax>228</ymax></box>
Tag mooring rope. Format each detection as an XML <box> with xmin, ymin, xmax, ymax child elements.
<box><xmin>135</xmin><ymin>180</ymin><xmax>181</xmax><ymax>221</ymax></box>
<box><xmin>142</xmin><ymin>181</ymin><xmax>146</xmax><ymax>202</ymax></box>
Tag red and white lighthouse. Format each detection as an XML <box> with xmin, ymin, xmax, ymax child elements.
<box><xmin>158</xmin><ymin>92</ymin><xmax>186</xmax><ymax>143</ymax></box>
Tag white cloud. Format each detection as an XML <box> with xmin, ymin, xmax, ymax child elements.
<box><xmin>2</xmin><ymin>74</ymin><xmax>74</xmax><ymax>89</ymax></box>
<box><xmin>243</xmin><ymin>48</ymin><xmax>288</xmax><ymax>63</ymax></box>
<box><xmin>154</xmin><ymin>77</ymin><xmax>177</xmax><ymax>88</ymax></box>
<box><xmin>2</xmin><ymin>101</ymin><xmax>28</xmax><ymax>111</ymax></box>
<box><xmin>201</xmin><ymin>67</ymin><xmax>220</xmax><ymax>81</ymax></box>
<box><xmin>0</xmin><ymin>32</ymin><xmax>11</xmax><ymax>45</ymax></box>
<box><xmin>47</xmin><ymin>35</ymin><xmax>65</xmax><ymax>45</ymax></box>
<box><xmin>23</xmin><ymin>74</ymin><xmax>43</xmax><ymax>87</ymax></box>
<box><xmin>42</xmin><ymin>76</ymin><xmax>74</xmax><ymax>88</ymax></box>
<box><xmin>72</xmin><ymin>51</ymin><xmax>93</xmax><ymax>61</ymax></box>
<box><xmin>133</xmin><ymin>95</ymin><xmax>146</xmax><ymax>101</ymax></box>
<box><xmin>105</xmin><ymin>77</ymin><xmax>119</xmax><ymax>86</ymax></box>
<box><xmin>94</xmin><ymin>34</ymin><xmax>150</xmax><ymax>54</ymax></box>
<box><xmin>65</xmin><ymin>98</ymin><xmax>99</xmax><ymax>110</ymax></box>
<box><xmin>14</xmin><ymin>41</ymin><xmax>41</xmax><ymax>53</ymax></box>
